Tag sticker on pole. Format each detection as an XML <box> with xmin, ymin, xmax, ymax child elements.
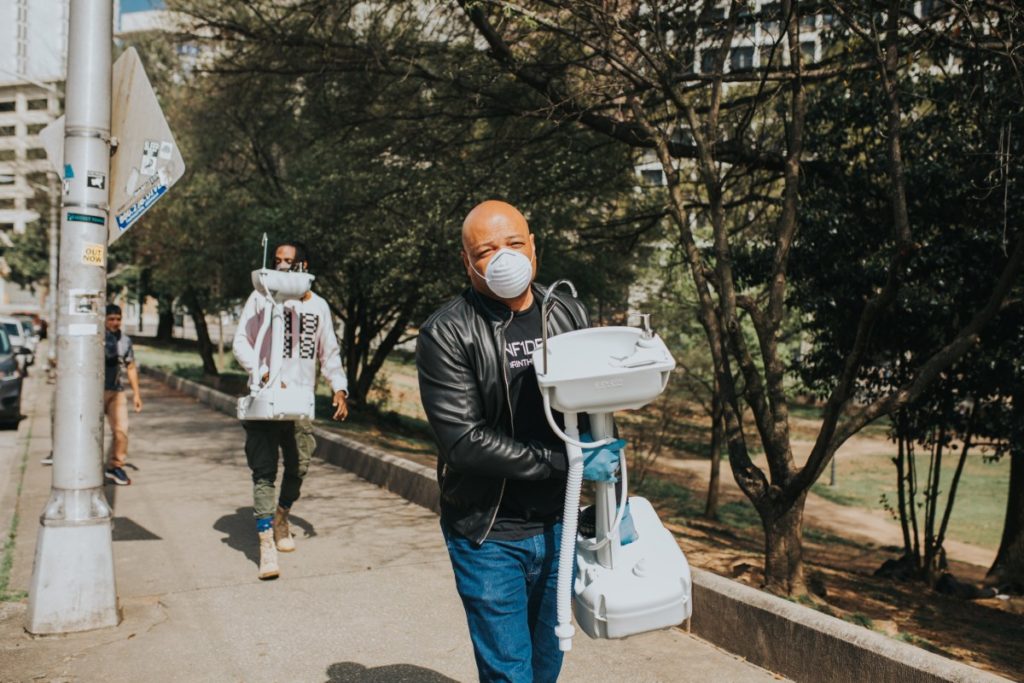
<box><xmin>81</xmin><ymin>242</ymin><xmax>106</xmax><ymax>267</ymax></box>
<box><xmin>67</xmin><ymin>212</ymin><xmax>105</xmax><ymax>225</ymax></box>
<box><xmin>115</xmin><ymin>171</ymin><xmax>167</xmax><ymax>232</ymax></box>
<box><xmin>140</xmin><ymin>140</ymin><xmax>160</xmax><ymax>176</ymax></box>
<box><xmin>67</xmin><ymin>323</ymin><xmax>98</xmax><ymax>336</ymax></box>
<box><xmin>67</xmin><ymin>289</ymin><xmax>103</xmax><ymax>316</ymax></box>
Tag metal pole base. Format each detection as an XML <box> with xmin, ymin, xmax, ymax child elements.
<box><xmin>26</xmin><ymin>488</ymin><xmax>119</xmax><ymax>634</ymax></box>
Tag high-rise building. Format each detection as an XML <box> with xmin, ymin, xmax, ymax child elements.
<box><xmin>0</xmin><ymin>0</ymin><xmax>68</xmax><ymax>311</ymax></box>
<box><xmin>0</xmin><ymin>0</ymin><xmax>169</xmax><ymax>311</ymax></box>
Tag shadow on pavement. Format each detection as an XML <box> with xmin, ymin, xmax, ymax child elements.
<box><xmin>325</xmin><ymin>662</ymin><xmax>458</xmax><ymax>683</ymax></box>
<box><xmin>112</xmin><ymin>516</ymin><xmax>162</xmax><ymax>541</ymax></box>
<box><xmin>213</xmin><ymin>507</ymin><xmax>317</xmax><ymax>565</ymax></box>
<box><xmin>0</xmin><ymin>414</ymin><xmax>25</xmax><ymax>430</ymax></box>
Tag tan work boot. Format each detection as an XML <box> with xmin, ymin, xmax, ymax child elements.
<box><xmin>273</xmin><ymin>505</ymin><xmax>296</xmax><ymax>552</ymax></box>
<box><xmin>258</xmin><ymin>529</ymin><xmax>280</xmax><ymax>580</ymax></box>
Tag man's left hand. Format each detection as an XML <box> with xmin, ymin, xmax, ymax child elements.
<box><xmin>581</xmin><ymin>435</ymin><xmax>626</xmax><ymax>482</ymax></box>
<box><xmin>332</xmin><ymin>390</ymin><xmax>348</xmax><ymax>421</ymax></box>
<box><xmin>133</xmin><ymin>394</ymin><xmax>143</xmax><ymax>412</ymax></box>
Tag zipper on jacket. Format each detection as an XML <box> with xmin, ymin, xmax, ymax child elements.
<box><xmin>479</xmin><ymin>309</ymin><xmax>516</xmax><ymax>544</ymax></box>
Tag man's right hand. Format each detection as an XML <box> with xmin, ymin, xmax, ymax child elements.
<box><xmin>331</xmin><ymin>390</ymin><xmax>349</xmax><ymax>421</ymax></box>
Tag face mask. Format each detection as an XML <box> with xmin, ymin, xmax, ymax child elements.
<box><xmin>275</xmin><ymin>260</ymin><xmax>307</xmax><ymax>273</ymax></box>
<box><xmin>470</xmin><ymin>248</ymin><xmax>534</xmax><ymax>299</ymax></box>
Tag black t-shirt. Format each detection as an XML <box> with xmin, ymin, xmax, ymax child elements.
<box><xmin>487</xmin><ymin>299</ymin><xmax>568</xmax><ymax>540</ymax></box>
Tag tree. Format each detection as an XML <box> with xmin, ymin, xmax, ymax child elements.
<box><xmin>170</xmin><ymin>0</ymin><xmax>1024</xmax><ymax>593</ymax></box>
<box><xmin>643</xmin><ymin>253</ymin><xmax>734</xmax><ymax>518</ymax></box>
<box><xmin>1</xmin><ymin>221</ymin><xmax>49</xmax><ymax>292</ymax></box>
<box><xmin>117</xmin><ymin>36</ymin><xmax>266</xmax><ymax>376</ymax></box>
<box><xmin>985</xmin><ymin>308</ymin><xmax>1024</xmax><ymax>592</ymax></box>
<box><xmin>990</xmin><ymin>402</ymin><xmax>1024</xmax><ymax>593</ymax></box>
<box><xmin>787</xmin><ymin>3</ymin><xmax>1024</xmax><ymax>586</ymax></box>
<box><xmin>153</xmin><ymin>0</ymin><xmax>657</xmax><ymax>402</ymax></box>
<box><xmin>441</xmin><ymin>0</ymin><xmax>1024</xmax><ymax>594</ymax></box>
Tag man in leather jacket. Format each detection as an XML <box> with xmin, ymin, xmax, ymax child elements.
<box><xmin>416</xmin><ymin>200</ymin><xmax>591</xmax><ymax>683</ymax></box>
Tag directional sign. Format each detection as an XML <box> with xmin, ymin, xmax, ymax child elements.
<box><xmin>37</xmin><ymin>47</ymin><xmax>186</xmax><ymax>245</ymax></box>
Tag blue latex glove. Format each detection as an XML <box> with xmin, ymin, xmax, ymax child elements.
<box><xmin>580</xmin><ymin>432</ymin><xmax>626</xmax><ymax>482</ymax></box>
<box><xmin>620</xmin><ymin>502</ymin><xmax>638</xmax><ymax>546</ymax></box>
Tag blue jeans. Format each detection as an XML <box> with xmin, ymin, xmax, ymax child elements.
<box><xmin>442</xmin><ymin>522</ymin><xmax>564</xmax><ymax>683</ymax></box>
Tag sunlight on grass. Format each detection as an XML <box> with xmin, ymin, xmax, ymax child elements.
<box><xmin>812</xmin><ymin>452</ymin><xmax>1009</xmax><ymax>550</ymax></box>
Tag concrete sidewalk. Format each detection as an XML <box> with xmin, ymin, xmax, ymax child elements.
<box><xmin>0</xmin><ymin>373</ymin><xmax>781</xmax><ymax>683</ymax></box>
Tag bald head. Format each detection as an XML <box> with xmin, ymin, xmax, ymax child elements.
<box><xmin>461</xmin><ymin>200</ymin><xmax>530</xmax><ymax>250</ymax></box>
<box><xmin>461</xmin><ymin>200</ymin><xmax>537</xmax><ymax>308</ymax></box>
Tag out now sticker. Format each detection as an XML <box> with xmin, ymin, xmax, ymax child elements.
<box><xmin>82</xmin><ymin>242</ymin><xmax>105</xmax><ymax>266</ymax></box>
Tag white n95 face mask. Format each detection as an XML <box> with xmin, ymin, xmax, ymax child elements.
<box><xmin>471</xmin><ymin>248</ymin><xmax>534</xmax><ymax>299</ymax></box>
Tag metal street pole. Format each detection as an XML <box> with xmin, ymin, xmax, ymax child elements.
<box><xmin>47</xmin><ymin>171</ymin><xmax>60</xmax><ymax>374</ymax></box>
<box><xmin>27</xmin><ymin>0</ymin><xmax>118</xmax><ymax>634</ymax></box>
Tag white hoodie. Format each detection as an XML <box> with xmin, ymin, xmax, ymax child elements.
<box><xmin>232</xmin><ymin>290</ymin><xmax>348</xmax><ymax>395</ymax></box>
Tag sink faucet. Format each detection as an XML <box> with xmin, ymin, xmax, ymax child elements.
<box><xmin>638</xmin><ymin>313</ymin><xmax>653</xmax><ymax>339</ymax></box>
<box><xmin>541</xmin><ymin>279</ymin><xmax>578</xmax><ymax>375</ymax></box>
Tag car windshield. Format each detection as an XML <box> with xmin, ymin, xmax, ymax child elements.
<box><xmin>20</xmin><ymin>321</ymin><xmax>33</xmax><ymax>335</ymax></box>
<box><xmin>0</xmin><ymin>329</ymin><xmax>9</xmax><ymax>354</ymax></box>
<box><xmin>3</xmin><ymin>322</ymin><xmax>20</xmax><ymax>339</ymax></box>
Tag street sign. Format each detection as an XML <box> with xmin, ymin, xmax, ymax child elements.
<box><xmin>108</xmin><ymin>47</ymin><xmax>186</xmax><ymax>244</ymax></box>
<box><xmin>37</xmin><ymin>117</ymin><xmax>65</xmax><ymax>178</ymax></box>
<box><xmin>36</xmin><ymin>47</ymin><xmax>186</xmax><ymax>245</ymax></box>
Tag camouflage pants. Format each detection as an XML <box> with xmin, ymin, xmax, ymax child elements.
<box><xmin>242</xmin><ymin>418</ymin><xmax>315</xmax><ymax>518</ymax></box>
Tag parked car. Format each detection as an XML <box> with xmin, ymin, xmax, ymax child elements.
<box><xmin>11</xmin><ymin>311</ymin><xmax>46</xmax><ymax>340</ymax></box>
<box><xmin>0</xmin><ymin>326</ymin><xmax>23</xmax><ymax>426</ymax></box>
<box><xmin>0</xmin><ymin>316</ymin><xmax>34</xmax><ymax>372</ymax></box>
<box><xmin>13</xmin><ymin>317</ymin><xmax>39</xmax><ymax>354</ymax></box>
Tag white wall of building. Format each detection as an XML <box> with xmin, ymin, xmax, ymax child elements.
<box><xmin>0</xmin><ymin>0</ymin><xmax>67</xmax><ymax>311</ymax></box>
<box><xmin>0</xmin><ymin>0</ymin><xmax>70</xmax><ymax>87</ymax></box>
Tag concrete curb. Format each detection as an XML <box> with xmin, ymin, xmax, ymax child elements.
<box><xmin>141</xmin><ymin>367</ymin><xmax>439</xmax><ymax>512</ymax></box>
<box><xmin>690</xmin><ymin>568</ymin><xmax>1011</xmax><ymax>683</ymax></box>
<box><xmin>142</xmin><ymin>366</ymin><xmax>1013</xmax><ymax>683</ymax></box>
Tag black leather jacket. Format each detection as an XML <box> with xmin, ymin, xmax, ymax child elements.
<box><xmin>416</xmin><ymin>283</ymin><xmax>590</xmax><ymax>544</ymax></box>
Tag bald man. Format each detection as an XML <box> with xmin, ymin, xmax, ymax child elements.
<box><xmin>416</xmin><ymin>200</ymin><xmax>591</xmax><ymax>682</ymax></box>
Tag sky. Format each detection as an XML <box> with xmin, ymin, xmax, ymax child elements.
<box><xmin>121</xmin><ymin>0</ymin><xmax>166</xmax><ymax>13</ymax></box>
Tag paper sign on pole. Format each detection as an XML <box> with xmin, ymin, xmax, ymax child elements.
<box><xmin>37</xmin><ymin>47</ymin><xmax>186</xmax><ymax>245</ymax></box>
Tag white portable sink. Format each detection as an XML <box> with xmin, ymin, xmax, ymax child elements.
<box><xmin>251</xmin><ymin>268</ymin><xmax>314</xmax><ymax>303</ymax></box>
<box><xmin>532</xmin><ymin>326</ymin><xmax>675</xmax><ymax>414</ymax></box>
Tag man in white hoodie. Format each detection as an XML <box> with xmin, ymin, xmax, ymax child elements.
<box><xmin>233</xmin><ymin>241</ymin><xmax>349</xmax><ymax>580</ymax></box>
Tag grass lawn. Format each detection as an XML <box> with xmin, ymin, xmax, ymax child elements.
<box><xmin>813</xmin><ymin>450</ymin><xmax>1009</xmax><ymax>550</ymax></box>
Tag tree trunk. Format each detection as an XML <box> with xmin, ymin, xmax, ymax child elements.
<box><xmin>157</xmin><ymin>296</ymin><xmax>175</xmax><ymax>341</ymax></box>
<box><xmin>988</xmin><ymin>451</ymin><xmax>1024</xmax><ymax>593</ymax></box>
<box><xmin>762</xmin><ymin>492</ymin><xmax>807</xmax><ymax>595</ymax></box>
<box><xmin>895</xmin><ymin>425</ymin><xmax>913</xmax><ymax>555</ymax></box>
<box><xmin>933</xmin><ymin>404</ymin><xmax>976</xmax><ymax>585</ymax></box>
<box><xmin>923</xmin><ymin>425</ymin><xmax>946</xmax><ymax>581</ymax></box>
<box><xmin>185</xmin><ymin>289</ymin><xmax>219</xmax><ymax>376</ymax></box>
<box><xmin>704</xmin><ymin>391</ymin><xmax>724</xmax><ymax>519</ymax></box>
<box><xmin>907</xmin><ymin>437</ymin><xmax>922</xmax><ymax>566</ymax></box>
